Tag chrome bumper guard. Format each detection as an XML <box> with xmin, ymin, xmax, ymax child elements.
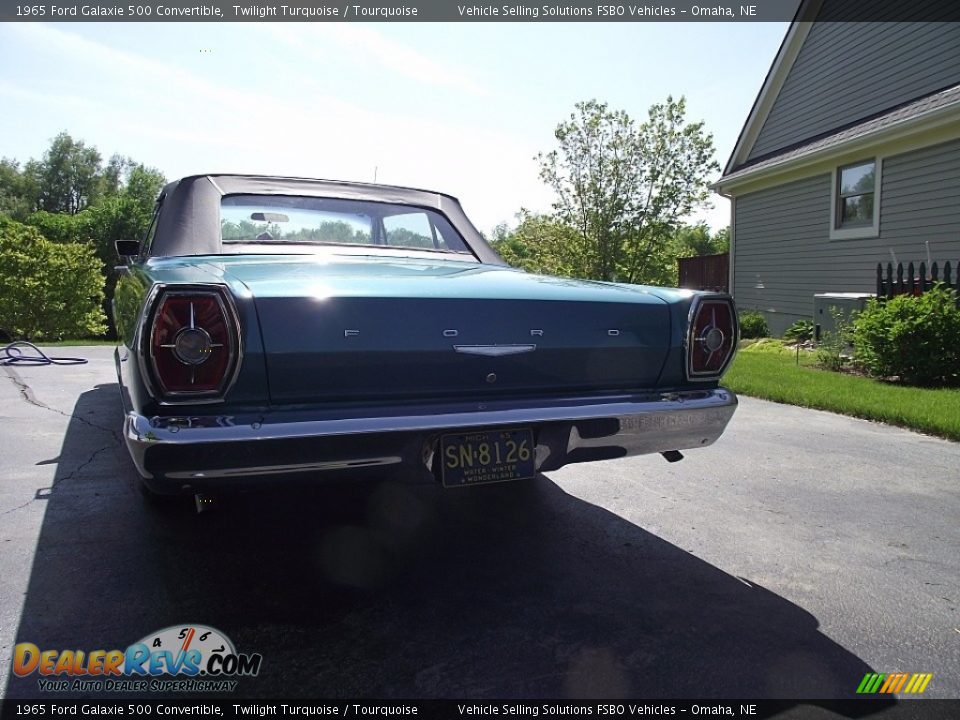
<box><xmin>124</xmin><ymin>388</ymin><xmax>737</xmax><ymax>483</ymax></box>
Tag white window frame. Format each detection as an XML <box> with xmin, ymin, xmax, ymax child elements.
<box><xmin>829</xmin><ymin>157</ymin><xmax>882</xmax><ymax>240</ymax></box>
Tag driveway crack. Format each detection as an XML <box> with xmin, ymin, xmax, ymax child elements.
<box><xmin>54</xmin><ymin>443</ymin><xmax>116</xmax><ymax>487</ymax></box>
<box><xmin>0</xmin><ymin>442</ymin><xmax>117</xmax><ymax>516</ymax></box>
<box><xmin>0</xmin><ymin>498</ymin><xmax>37</xmax><ymax>517</ymax></box>
<box><xmin>2</xmin><ymin>365</ymin><xmax>119</xmax><ymax>441</ymax></box>
<box><xmin>1</xmin><ymin>364</ymin><xmax>122</xmax><ymax>516</ymax></box>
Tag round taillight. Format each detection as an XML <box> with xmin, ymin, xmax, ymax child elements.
<box><xmin>687</xmin><ymin>297</ymin><xmax>737</xmax><ymax>379</ymax></box>
<box><xmin>148</xmin><ymin>290</ymin><xmax>238</xmax><ymax>397</ymax></box>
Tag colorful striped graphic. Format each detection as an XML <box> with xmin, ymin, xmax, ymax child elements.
<box><xmin>857</xmin><ymin>672</ymin><xmax>933</xmax><ymax>694</ymax></box>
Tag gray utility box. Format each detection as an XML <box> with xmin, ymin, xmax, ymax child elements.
<box><xmin>813</xmin><ymin>293</ymin><xmax>874</xmax><ymax>340</ymax></box>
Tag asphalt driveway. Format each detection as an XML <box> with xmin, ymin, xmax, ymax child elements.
<box><xmin>1</xmin><ymin>346</ymin><xmax>957</xmax><ymax>703</ymax></box>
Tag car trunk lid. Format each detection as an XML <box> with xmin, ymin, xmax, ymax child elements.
<box><xmin>215</xmin><ymin>254</ymin><xmax>673</xmax><ymax>404</ymax></box>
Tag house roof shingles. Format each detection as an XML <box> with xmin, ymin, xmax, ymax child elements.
<box><xmin>720</xmin><ymin>83</ymin><xmax>960</xmax><ymax>184</ymax></box>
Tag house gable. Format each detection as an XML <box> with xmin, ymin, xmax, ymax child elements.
<box><xmin>727</xmin><ymin>0</ymin><xmax>960</xmax><ymax>174</ymax></box>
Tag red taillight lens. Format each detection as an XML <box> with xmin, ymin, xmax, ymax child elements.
<box><xmin>687</xmin><ymin>297</ymin><xmax>737</xmax><ymax>380</ymax></box>
<box><xmin>148</xmin><ymin>290</ymin><xmax>239</xmax><ymax>397</ymax></box>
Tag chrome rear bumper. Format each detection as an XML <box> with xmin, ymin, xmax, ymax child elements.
<box><xmin>124</xmin><ymin>388</ymin><xmax>737</xmax><ymax>491</ymax></box>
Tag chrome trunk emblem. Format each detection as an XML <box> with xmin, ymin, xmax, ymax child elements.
<box><xmin>453</xmin><ymin>344</ymin><xmax>536</xmax><ymax>357</ymax></box>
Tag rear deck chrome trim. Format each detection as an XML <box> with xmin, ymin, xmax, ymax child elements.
<box><xmin>453</xmin><ymin>344</ymin><xmax>537</xmax><ymax>356</ymax></box>
<box><xmin>166</xmin><ymin>456</ymin><xmax>402</xmax><ymax>479</ymax></box>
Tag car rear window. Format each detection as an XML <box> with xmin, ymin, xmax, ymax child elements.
<box><xmin>220</xmin><ymin>195</ymin><xmax>472</xmax><ymax>255</ymax></box>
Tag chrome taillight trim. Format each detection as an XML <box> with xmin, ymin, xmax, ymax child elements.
<box><xmin>139</xmin><ymin>284</ymin><xmax>243</xmax><ymax>405</ymax></box>
<box><xmin>684</xmin><ymin>294</ymin><xmax>738</xmax><ymax>382</ymax></box>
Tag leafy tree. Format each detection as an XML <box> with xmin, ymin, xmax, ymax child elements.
<box><xmin>124</xmin><ymin>164</ymin><xmax>166</xmax><ymax>213</ymax></box>
<box><xmin>27</xmin><ymin>196</ymin><xmax>150</xmax><ymax>266</ymax></box>
<box><xmin>99</xmin><ymin>154</ymin><xmax>136</xmax><ymax>197</ymax></box>
<box><xmin>221</xmin><ymin>219</ymin><xmax>284</xmax><ymax>241</ymax></box>
<box><xmin>490</xmin><ymin>211</ymin><xmax>584</xmax><ymax>277</ymax></box>
<box><xmin>488</xmin><ymin>223</ymin><xmax>518</xmax><ymax>260</ymax></box>
<box><xmin>26</xmin><ymin>195</ymin><xmax>156</xmax><ymax>336</ymax></box>
<box><xmin>0</xmin><ymin>158</ymin><xmax>36</xmax><ymax>220</ymax></box>
<box><xmin>1</xmin><ymin>139</ymin><xmax>164</xmax><ymax>222</ymax></box>
<box><xmin>85</xmin><ymin>195</ymin><xmax>155</xmax><ymax>264</ymax></box>
<box><xmin>224</xmin><ymin>219</ymin><xmax>373</xmax><ymax>245</ymax></box>
<box><xmin>713</xmin><ymin>227</ymin><xmax>730</xmax><ymax>254</ymax></box>
<box><xmin>22</xmin><ymin>209</ymin><xmax>85</xmax><ymax>245</ymax></box>
<box><xmin>382</xmin><ymin>226</ymin><xmax>433</xmax><ymax>248</ymax></box>
<box><xmin>2</xmin><ymin>134</ymin><xmax>164</xmax><ymax>339</ymax></box>
<box><xmin>98</xmin><ymin>157</ymin><xmax>165</xmax><ymax>212</ymax></box>
<box><xmin>537</xmin><ymin>97</ymin><xmax>719</xmax><ymax>285</ymax></box>
<box><xmin>31</xmin><ymin>132</ymin><xmax>103</xmax><ymax>213</ymax></box>
<box><xmin>672</xmin><ymin>223</ymin><xmax>729</xmax><ymax>258</ymax></box>
<box><xmin>0</xmin><ymin>158</ymin><xmax>21</xmax><ymax>193</ymax></box>
<box><xmin>0</xmin><ymin>217</ymin><xmax>106</xmax><ymax>340</ymax></box>
<box><xmin>294</xmin><ymin>220</ymin><xmax>370</xmax><ymax>244</ymax></box>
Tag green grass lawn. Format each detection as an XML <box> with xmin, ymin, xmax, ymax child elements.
<box><xmin>38</xmin><ymin>339</ymin><xmax>118</xmax><ymax>346</ymax></box>
<box><xmin>725</xmin><ymin>341</ymin><xmax>960</xmax><ymax>441</ymax></box>
<box><xmin>1</xmin><ymin>338</ymin><xmax>117</xmax><ymax>347</ymax></box>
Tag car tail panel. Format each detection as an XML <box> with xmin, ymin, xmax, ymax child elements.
<box><xmin>256</xmin><ymin>294</ymin><xmax>671</xmax><ymax>404</ymax></box>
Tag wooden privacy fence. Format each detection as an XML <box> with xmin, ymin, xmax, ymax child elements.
<box><xmin>678</xmin><ymin>253</ymin><xmax>729</xmax><ymax>293</ymax></box>
<box><xmin>876</xmin><ymin>261</ymin><xmax>960</xmax><ymax>299</ymax></box>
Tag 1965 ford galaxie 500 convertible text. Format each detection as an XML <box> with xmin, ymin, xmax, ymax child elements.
<box><xmin>113</xmin><ymin>174</ymin><xmax>738</xmax><ymax>500</ymax></box>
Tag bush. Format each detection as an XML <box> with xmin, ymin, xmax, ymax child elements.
<box><xmin>0</xmin><ymin>216</ymin><xmax>107</xmax><ymax>341</ymax></box>
<box><xmin>854</xmin><ymin>285</ymin><xmax>960</xmax><ymax>385</ymax></box>
<box><xmin>815</xmin><ymin>307</ymin><xmax>855</xmax><ymax>372</ymax></box>
<box><xmin>738</xmin><ymin>310</ymin><xmax>769</xmax><ymax>339</ymax></box>
<box><xmin>783</xmin><ymin>319</ymin><xmax>814</xmax><ymax>344</ymax></box>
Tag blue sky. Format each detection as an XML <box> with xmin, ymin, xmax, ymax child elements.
<box><xmin>0</xmin><ymin>21</ymin><xmax>788</xmax><ymax>234</ymax></box>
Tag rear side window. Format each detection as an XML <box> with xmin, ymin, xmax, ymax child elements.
<box><xmin>220</xmin><ymin>195</ymin><xmax>472</xmax><ymax>255</ymax></box>
<box><xmin>383</xmin><ymin>211</ymin><xmax>463</xmax><ymax>250</ymax></box>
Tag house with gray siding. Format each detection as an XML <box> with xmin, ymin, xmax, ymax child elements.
<box><xmin>713</xmin><ymin>0</ymin><xmax>960</xmax><ymax>336</ymax></box>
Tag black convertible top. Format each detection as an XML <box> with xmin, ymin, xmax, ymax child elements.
<box><xmin>149</xmin><ymin>174</ymin><xmax>505</xmax><ymax>264</ymax></box>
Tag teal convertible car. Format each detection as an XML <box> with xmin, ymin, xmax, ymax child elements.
<box><xmin>113</xmin><ymin>174</ymin><xmax>738</xmax><ymax>500</ymax></box>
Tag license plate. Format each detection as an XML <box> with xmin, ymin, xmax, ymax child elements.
<box><xmin>439</xmin><ymin>428</ymin><xmax>536</xmax><ymax>487</ymax></box>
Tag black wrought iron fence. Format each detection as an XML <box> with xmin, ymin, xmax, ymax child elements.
<box><xmin>876</xmin><ymin>261</ymin><xmax>960</xmax><ymax>299</ymax></box>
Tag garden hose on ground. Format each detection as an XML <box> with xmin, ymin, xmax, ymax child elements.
<box><xmin>0</xmin><ymin>341</ymin><xmax>89</xmax><ymax>366</ymax></box>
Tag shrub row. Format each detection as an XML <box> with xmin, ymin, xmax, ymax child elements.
<box><xmin>854</xmin><ymin>285</ymin><xmax>960</xmax><ymax>386</ymax></box>
<box><xmin>743</xmin><ymin>286</ymin><xmax>960</xmax><ymax>386</ymax></box>
<box><xmin>0</xmin><ymin>217</ymin><xmax>107</xmax><ymax>341</ymax></box>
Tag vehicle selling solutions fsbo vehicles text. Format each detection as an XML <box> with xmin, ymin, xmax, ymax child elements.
<box><xmin>455</xmin><ymin>5</ymin><xmax>756</xmax><ymax>18</ymax></box>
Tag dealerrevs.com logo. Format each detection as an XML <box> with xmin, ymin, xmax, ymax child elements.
<box><xmin>13</xmin><ymin>624</ymin><xmax>262</xmax><ymax>693</ymax></box>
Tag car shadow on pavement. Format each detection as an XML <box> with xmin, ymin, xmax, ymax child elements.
<box><xmin>5</xmin><ymin>383</ymin><xmax>891</xmax><ymax>715</ymax></box>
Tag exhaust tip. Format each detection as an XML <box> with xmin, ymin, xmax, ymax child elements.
<box><xmin>194</xmin><ymin>493</ymin><xmax>218</xmax><ymax>514</ymax></box>
<box><xmin>661</xmin><ymin>450</ymin><xmax>684</xmax><ymax>463</ymax></box>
